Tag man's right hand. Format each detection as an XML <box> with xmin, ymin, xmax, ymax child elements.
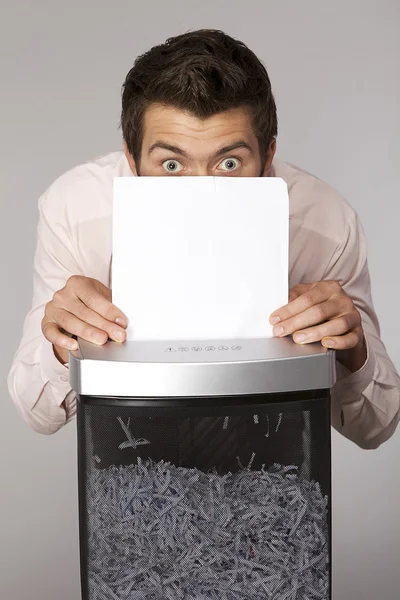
<box><xmin>41</xmin><ymin>276</ymin><xmax>127</xmax><ymax>364</ymax></box>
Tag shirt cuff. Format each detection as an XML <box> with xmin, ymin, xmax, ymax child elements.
<box><xmin>40</xmin><ymin>339</ymin><xmax>72</xmax><ymax>404</ymax></box>
<box><xmin>334</xmin><ymin>334</ymin><xmax>376</xmax><ymax>405</ymax></box>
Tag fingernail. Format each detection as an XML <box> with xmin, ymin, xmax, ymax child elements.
<box><xmin>323</xmin><ymin>338</ymin><xmax>335</xmax><ymax>347</ymax></box>
<box><xmin>270</xmin><ymin>315</ymin><xmax>281</xmax><ymax>325</ymax></box>
<box><xmin>273</xmin><ymin>326</ymin><xmax>284</xmax><ymax>337</ymax></box>
<box><xmin>115</xmin><ymin>317</ymin><xmax>127</xmax><ymax>327</ymax></box>
<box><xmin>112</xmin><ymin>329</ymin><xmax>126</xmax><ymax>342</ymax></box>
<box><xmin>67</xmin><ymin>340</ymin><xmax>77</xmax><ymax>350</ymax></box>
<box><xmin>294</xmin><ymin>333</ymin><xmax>307</xmax><ymax>343</ymax></box>
<box><xmin>92</xmin><ymin>332</ymin><xmax>106</xmax><ymax>344</ymax></box>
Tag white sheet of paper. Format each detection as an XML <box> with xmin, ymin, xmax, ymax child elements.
<box><xmin>112</xmin><ymin>176</ymin><xmax>288</xmax><ymax>341</ymax></box>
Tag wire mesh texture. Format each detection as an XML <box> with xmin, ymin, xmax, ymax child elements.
<box><xmin>78</xmin><ymin>395</ymin><xmax>331</xmax><ymax>600</ymax></box>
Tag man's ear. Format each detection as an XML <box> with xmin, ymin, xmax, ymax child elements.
<box><xmin>123</xmin><ymin>140</ymin><xmax>138</xmax><ymax>176</ymax></box>
<box><xmin>262</xmin><ymin>138</ymin><xmax>277</xmax><ymax>175</ymax></box>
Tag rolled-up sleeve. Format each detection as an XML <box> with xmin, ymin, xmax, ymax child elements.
<box><xmin>7</xmin><ymin>187</ymin><xmax>81</xmax><ymax>434</ymax></box>
<box><xmin>327</xmin><ymin>212</ymin><xmax>400</xmax><ymax>448</ymax></box>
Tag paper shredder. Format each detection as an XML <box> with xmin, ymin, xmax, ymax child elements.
<box><xmin>70</xmin><ymin>337</ymin><xmax>336</xmax><ymax>600</ymax></box>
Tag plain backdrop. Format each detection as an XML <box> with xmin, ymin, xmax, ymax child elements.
<box><xmin>1</xmin><ymin>1</ymin><xmax>399</xmax><ymax>599</ymax></box>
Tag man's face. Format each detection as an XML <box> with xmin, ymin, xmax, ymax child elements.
<box><xmin>124</xmin><ymin>104</ymin><xmax>275</xmax><ymax>177</ymax></box>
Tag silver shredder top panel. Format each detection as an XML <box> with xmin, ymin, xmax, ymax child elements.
<box><xmin>69</xmin><ymin>337</ymin><xmax>336</xmax><ymax>397</ymax></box>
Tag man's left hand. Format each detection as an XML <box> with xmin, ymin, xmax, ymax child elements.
<box><xmin>269</xmin><ymin>280</ymin><xmax>367</xmax><ymax>373</ymax></box>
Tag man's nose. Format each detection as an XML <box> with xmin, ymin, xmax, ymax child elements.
<box><xmin>190</xmin><ymin>163</ymin><xmax>210</xmax><ymax>176</ymax></box>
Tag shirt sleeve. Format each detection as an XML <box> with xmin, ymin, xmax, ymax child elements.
<box><xmin>7</xmin><ymin>189</ymin><xmax>81</xmax><ymax>434</ymax></box>
<box><xmin>326</xmin><ymin>212</ymin><xmax>400</xmax><ymax>449</ymax></box>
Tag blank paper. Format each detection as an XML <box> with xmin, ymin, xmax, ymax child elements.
<box><xmin>112</xmin><ymin>176</ymin><xmax>288</xmax><ymax>341</ymax></box>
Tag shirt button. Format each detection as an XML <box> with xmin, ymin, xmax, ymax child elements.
<box><xmin>60</xmin><ymin>375</ymin><xmax>69</xmax><ymax>383</ymax></box>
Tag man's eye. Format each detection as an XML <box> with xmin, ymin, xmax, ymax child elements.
<box><xmin>218</xmin><ymin>158</ymin><xmax>241</xmax><ymax>172</ymax></box>
<box><xmin>162</xmin><ymin>160</ymin><xmax>183</xmax><ymax>173</ymax></box>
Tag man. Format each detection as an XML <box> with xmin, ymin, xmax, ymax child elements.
<box><xmin>7</xmin><ymin>29</ymin><xmax>400</xmax><ymax>447</ymax></box>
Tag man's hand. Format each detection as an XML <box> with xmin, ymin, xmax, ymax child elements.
<box><xmin>269</xmin><ymin>280</ymin><xmax>367</xmax><ymax>373</ymax></box>
<box><xmin>41</xmin><ymin>276</ymin><xmax>127</xmax><ymax>364</ymax></box>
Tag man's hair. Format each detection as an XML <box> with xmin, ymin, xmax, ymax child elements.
<box><xmin>121</xmin><ymin>29</ymin><xmax>277</xmax><ymax>165</ymax></box>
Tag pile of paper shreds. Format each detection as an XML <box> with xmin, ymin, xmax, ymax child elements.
<box><xmin>87</xmin><ymin>458</ymin><xmax>329</xmax><ymax>599</ymax></box>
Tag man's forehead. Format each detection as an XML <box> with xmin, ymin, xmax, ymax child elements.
<box><xmin>142</xmin><ymin>104</ymin><xmax>256</xmax><ymax>143</ymax></box>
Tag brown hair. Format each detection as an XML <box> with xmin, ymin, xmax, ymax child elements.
<box><xmin>121</xmin><ymin>29</ymin><xmax>277</xmax><ymax>165</ymax></box>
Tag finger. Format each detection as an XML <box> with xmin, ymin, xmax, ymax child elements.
<box><xmin>270</xmin><ymin>281</ymin><xmax>335</xmax><ymax>325</ymax></box>
<box><xmin>288</xmin><ymin>286</ymin><xmax>305</xmax><ymax>303</ymax></box>
<box><xmin>291</xmin><ymin>313</ymin><xmax>360</xmax><ymax>345</ymax></box>
<box><xmin>46</xmin><ymin>298</ymin><xmax>126</xmax><ymax>343</ymax></box>
<box><xmin>288</xmin><ymin>283</ymin><xmax>315</xmax><ymax>303</ymax></box>
<box><xmin>321</xmin><ymin>329</ymin><xmax>363</xmax><ymax>350</ymax></box>
<box><xmin>272</xmin><ymin>299</ymin><xmax>347</xmax><ymax>338</ymax></box>
<box><xmin>67</xmin><ymin>298</ymin><xmax>127</xmax><ymax>342</ymax></box>
<box><xmin>49</xmin><ymin>308</ymin><xmax>109</xmax><ymax>345</ymax></box>
<box><xmin>69</xmin><ymin>276</ymin><xmax>127</xmax><ymax>326</ymax></box>
<box><xmin>42</xmin><ymin>321</ymin><xmax>78</xmax><ymax>351</ymax></box>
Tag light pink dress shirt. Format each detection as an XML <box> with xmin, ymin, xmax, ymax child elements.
<box><xmin>7</xmin><ymin>151</ymin><xmax>400</xmax><ymax>448</ymax></box>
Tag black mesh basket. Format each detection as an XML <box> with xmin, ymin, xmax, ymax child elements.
<box><xmin>77</xmin><ymin>389</ymin><xmax>331</xmax><ymax>600</ymax></box>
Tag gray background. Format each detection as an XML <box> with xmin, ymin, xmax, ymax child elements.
<box><xmin>1</xmin><ymin>1</ymin><xmax>399</xmax><ymax>599</ymax></box>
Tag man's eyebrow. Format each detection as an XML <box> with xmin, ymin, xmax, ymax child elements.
<box><xmin>214</xmin><ymin>141</ymin><xmax>253</xmax><ymax>157</ymax></box>
<box><xmin>148</xmin><ymin>142</ymin><xmax>189</xmax><ymax>157</ymax></box>
<box><xmin>147</xmin><ymin>140</ymin><xmax>253</xmax><ymax>159</ymax></box>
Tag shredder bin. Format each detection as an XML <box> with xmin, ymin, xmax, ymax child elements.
<box><xmin>70</xmin><ymin>337</ymin><xmax>336</xmax><ymax>600</ymax></box>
